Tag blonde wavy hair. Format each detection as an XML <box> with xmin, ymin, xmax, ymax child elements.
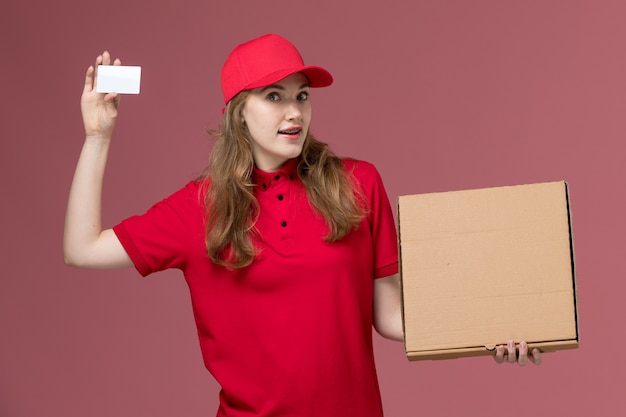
<box><xmin>201</xmin><ymin>90</ymin><xmax>365</xmax><ymax>269</ymax></box>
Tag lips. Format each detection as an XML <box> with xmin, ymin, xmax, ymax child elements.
<box><xmin>278</xmin><ymin>127</ymin><xmax>302</xmax><ymax>135</ymax></box>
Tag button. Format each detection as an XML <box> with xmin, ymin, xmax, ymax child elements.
<box><xmin>281</xmin><ymin>221</ymin><xmax>287</xmax><ymax>227</ymax></box>
<box><xmin>274</xmin><ymin>175</ymin><xmax>280</xmax><ymax>181</ymax></box>
<box><xmin>289</xmin><ymin>174</ymin><xmax>294</xmax><ymax>180</ymax></box>
<box><xmin>277</xmin><ymin>194</ymin><xmax>284</xmax><ymax>201</ymax></box>
<box><xmin>261</xmin><ymin>184</ymin><xmax>267</xmax><ymax>189</ymax></box>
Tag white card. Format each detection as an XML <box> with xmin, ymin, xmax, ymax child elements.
<box><xmin>96</xmin><ymin>65</ymin><xmax>142</xmax><ymax>94</ymax></box>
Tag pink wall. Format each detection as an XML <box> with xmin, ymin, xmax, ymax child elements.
<box><xmin>2</xmin><ymin>0</ymin><xmax>625</xmax><ymax>415</ymax></box>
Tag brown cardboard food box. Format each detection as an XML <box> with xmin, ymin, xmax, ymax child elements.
<box><xmin>398</xmin><ymin>181</ymin><xmax>579</xmax><ymax>360</ymax></box>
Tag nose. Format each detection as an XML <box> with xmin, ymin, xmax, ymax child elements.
<box><xmin>285</xmin><ymin>100</ymin><xmax>302</xmax><ymax>121</ymax></box>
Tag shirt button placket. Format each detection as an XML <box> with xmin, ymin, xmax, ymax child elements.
<box><xmin>275</xmin><ymin>174</ymin><xmax>291</xmax><ymax>238</ymax></box>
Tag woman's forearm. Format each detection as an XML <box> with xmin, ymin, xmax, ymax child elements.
<box><xmin>63</xmin><ymin>135</ymin><xmax>110</xmax><ymax>265</ymax></box>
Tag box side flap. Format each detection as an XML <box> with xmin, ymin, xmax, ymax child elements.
<box><xmin>564</xmin><ymin>181</ymin><xmax>580</xmax><ymax>344</ymax></box>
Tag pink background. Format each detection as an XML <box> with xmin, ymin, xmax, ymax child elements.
<box><xmin>2</xmin><ymin>0</ymin><xmax>625</xmax><ymax>415</ymax></box>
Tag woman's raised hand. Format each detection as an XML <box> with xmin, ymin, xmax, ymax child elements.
<box><xmin>64</xmin><ymin>51</ymin><xmax>133</xmax><ymax>270</ymax></box>
<box><xmin>81</xmin><ymin>51</ymin><xmax>121</xmax><ymax>138</ymax></box>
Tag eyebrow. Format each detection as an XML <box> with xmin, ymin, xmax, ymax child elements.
<box><xmin>260</xmin><ymin>83</ymin><xmax>310</xmax><ymax>92</ymax></box>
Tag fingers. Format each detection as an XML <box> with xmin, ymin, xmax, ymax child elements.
<box><xmin>529</xmin><ymin>348</ymin><xmax>542</xmax><ymax>366</ymax></box>
<box><xmin>84</xmin><ymin>65</ymin><xmax>95</xmax><ymax>93</ymax></box>
<box><xmin>104</xmin><ymin>92</ymin><xmax>120</xmax><ymax>106</ymax></box>
<box><xmin>100</xmin><ymin>51</ymin><xmax>122</xmax><ymax>66</ymax></box>
<box><xmin>93</xmin><ymin>52</ymin><xmax>106</xmax><ymax>92</ymax></box>
<box><xmin>85</xmin><ymin>53</ymin><xmax>105</xmax><ymax>94</ymax></box>
<box><xmin>493</xmin><ymin>340</ymin><xmax>542</xmax><ymax>366</ymax></box>
<box><xmin>94</xmin><ymin>52</ymin><xmax>104</xmax><ymax>80</ymax></box>
<box><xmin>517</xmin><ymin>341</ymin><xmax>528</xmax><ymax>366</ymax></box>
<box><xmin>506</xmin><ymin>340</ymin><xmax>517</xmax><ymax>363</ymax></box>
<box><xmin>493</xmin><ymin>345</ymin><xmax>506</xmax><ymax>364</ymax></box>
<box><xmin>86</xmin><ymin>51</ymin><xmax>122</xmax><ymax>96</ymax></box>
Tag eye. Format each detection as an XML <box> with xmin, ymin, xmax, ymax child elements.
<box><xmin>297</xmin><ymin>91</ymin><xmax>309</xmax><ymax>101</ymax></box>
<box><xmin>266</xmin><ymin>92</ymin><xmax>280</xmax><ymax>101</ymax></box>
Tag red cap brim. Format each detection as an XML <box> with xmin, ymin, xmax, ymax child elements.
<box><xmin>244</xmin><ymin>65</ymin><xmax>333</xmax><ymax>91</ymax></box>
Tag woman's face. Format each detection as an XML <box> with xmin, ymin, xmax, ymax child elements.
<box><xmin>241</xmin><ymin>72</ymin><xmax>311</xmax><ymax>172</ymax></box>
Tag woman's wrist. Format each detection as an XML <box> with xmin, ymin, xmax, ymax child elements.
<box><xmin>84</xmin><ymin>132</ymin><xmax>113</xmax><ymax>143</ymax></box>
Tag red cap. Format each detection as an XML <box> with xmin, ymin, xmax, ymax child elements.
<box><xmin>221</xmin><ymin>34</ymin><xmax>333</xmax><ymax>104</ymax></box>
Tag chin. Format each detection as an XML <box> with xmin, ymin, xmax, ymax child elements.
<box><xmin>285</xmin><ymin>143</ymin><xmax>305</xmax><ymax>158</ymax></box>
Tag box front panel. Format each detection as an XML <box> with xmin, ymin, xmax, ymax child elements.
<box><xmin>400</xmin><ymin>182</ymin><xmax>577</xmax><ymax>358</ymax></box>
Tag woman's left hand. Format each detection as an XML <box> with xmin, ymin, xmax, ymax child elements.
<box><xmin>493</xmin><ymin>340</ymin><xmax>542</xmax><ymax>366</ymax></box>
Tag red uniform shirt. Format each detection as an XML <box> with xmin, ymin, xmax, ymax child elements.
<box><xmin>113</xmin><ymin>158</ymin><xmax>398</xmax><ymax>417</ymax></box>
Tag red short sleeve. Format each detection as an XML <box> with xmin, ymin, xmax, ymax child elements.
<box><xmin>348</xmin><ymin>160</ymin><xmax>399</xmax><ymax>278</ymax></box>
<box><xmin>113</xmin><ymin>181</ymin><xmax>205</xmax><ymax>277</ymax></box>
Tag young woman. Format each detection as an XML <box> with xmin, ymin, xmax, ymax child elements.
<box><xmin>64</xmin><ymin>34</ymin><xmax>540</xmax><ymax>417</ymax></box>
